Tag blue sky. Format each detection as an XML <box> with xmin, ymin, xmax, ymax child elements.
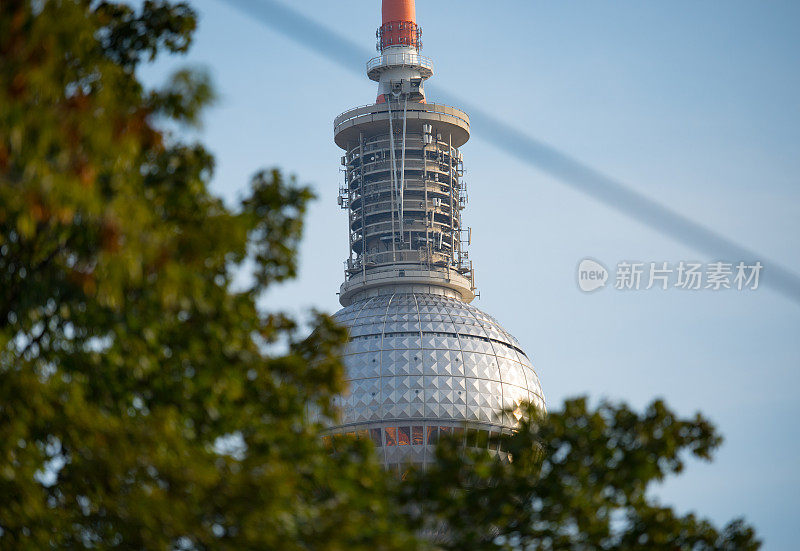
<box><xmin>141</xmin><ymin>1</ymin><xmax>800</xmax><ymax>547</ymax></box>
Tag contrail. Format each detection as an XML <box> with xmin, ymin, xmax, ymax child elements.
<box><xmin>218</xmin><ymin>0</ymin><xmax>800</xmax><ymax>305</ymax></box>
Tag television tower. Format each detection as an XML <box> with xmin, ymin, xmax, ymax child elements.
<box><xmin>329</xmin><ymin>0</ymin><xmax>544</xmax><ymax>470</ymax></box>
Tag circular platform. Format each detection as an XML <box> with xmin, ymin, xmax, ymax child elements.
<box><xmin>334</xmin><ymin>102</ymin><xmax>470</xmax><ymax>149</ymax></box>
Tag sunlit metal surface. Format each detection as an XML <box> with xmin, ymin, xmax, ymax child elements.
<box><xmin>329</xmin><ymin>291</ymin><xmax>544</xmax><ymax>468</ymax></box>
<box><xmin>366</xmin><ymin>52</ymin><xmax>433</xmax><ymax>81</ymax></box>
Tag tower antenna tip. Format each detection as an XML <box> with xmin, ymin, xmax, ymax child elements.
<box><xmin>382</xmin><ymin>0</ymin><xmax>416</xmax><ymax>25</ymax></box>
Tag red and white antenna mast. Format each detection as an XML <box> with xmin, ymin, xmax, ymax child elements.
<box><xmin>371</xmin><ymin>0</ymin><xmax>431</xmax><ymax>103</ymax></box>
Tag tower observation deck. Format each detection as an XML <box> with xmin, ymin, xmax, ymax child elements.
<box><xmin>327</xmin><ymin>0</ymin><xmax>544</xmax><ymax>470</ymax></box>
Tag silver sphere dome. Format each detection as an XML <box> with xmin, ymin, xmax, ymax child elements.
<box><xmin>328</xmin><ymin>289</ymin><xmax>544</xmax><ymax>470</ymax></box>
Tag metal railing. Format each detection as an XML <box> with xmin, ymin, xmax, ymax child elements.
<box><xmin>334</xmin><ymin>102</ymin><xmax>470</xmax><ymax>131</ymax></box>
<box><xmin>350</xmin><ymin>219</ymin><xmax>454</xmax><ymax>237</ymax></box>
<box><xmin>350</xmin><ymin>180</ymin><xmax>456</xmax><ymax>197</ymax></box>
<box><xmin>355</xmin><ymin>159</ymin><xmax>455</xmax><ymax>175</ymax></box>
<box><xmin>355</xmin><ymin>200</ymin><xmax>454</xmax><ymax>217</ymax></box>
<box><xmin>366</xmin><ymin>52</ymin><xmax>433</xmax><ymax>75</ymax></box>
<box><xmin>346</xmin><ymin>249</ymin><xmax>453</xmax><ymax>271</ymax></box>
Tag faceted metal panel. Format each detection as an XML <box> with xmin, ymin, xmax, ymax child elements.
<box><xmin>329</xmin><ymin>292</ymin><xmax>545</xmax><ymax>468</ymax></box>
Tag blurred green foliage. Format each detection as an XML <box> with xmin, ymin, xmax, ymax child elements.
<box><xmin>0</xmin><ymin>1</ymin><xmax>414</xmax><ymax>548</ymax></box>
<box><xmin>0</xmin><ymin>1</ymin><xmax>758</xmax><ymax>549</ymax></box>
<box><xmin>403</xmin><ymin>400</ymin><xmax>759</xmax><ymax>550</ymax></box>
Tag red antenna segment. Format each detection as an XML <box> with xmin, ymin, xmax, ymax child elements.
<box><xmin>378</xmin><ymin>0</ymin><xmax>420</xmax><ymax>51</ymax></box>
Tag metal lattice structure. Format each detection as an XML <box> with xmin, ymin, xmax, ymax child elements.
<box><xmin>327</xmin><ymin>0</ymin><xmax>545</xmax><ymax>469</ymax></box>
<box><xmin>336</xmin><ymin>102</ymin><xmax>474</xmax><ymax>305</ymax></box>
